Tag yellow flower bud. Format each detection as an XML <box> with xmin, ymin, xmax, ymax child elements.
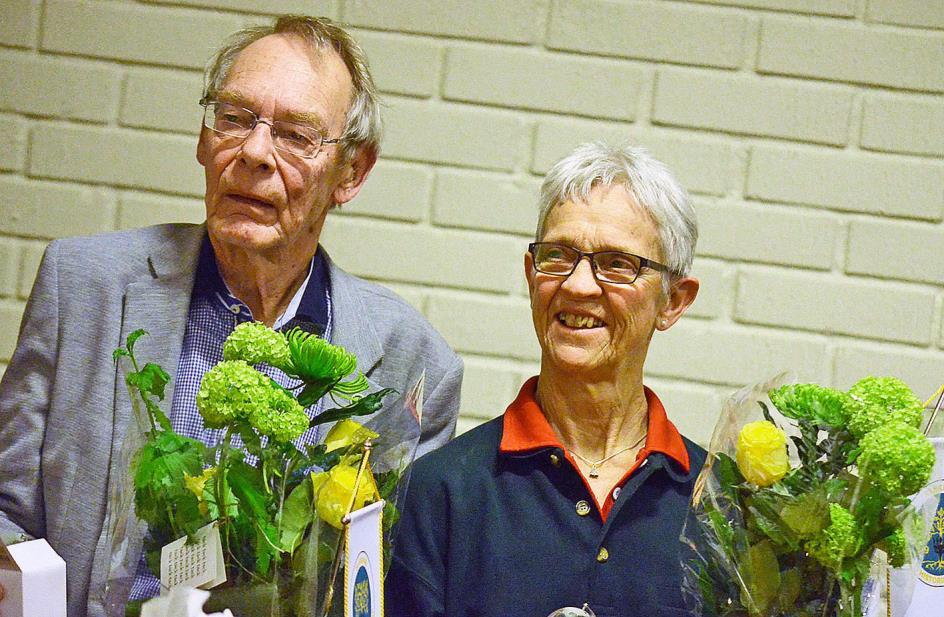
<box><xmin>311</xmin><ymin>464</ymin><xmax>378</xmax><ymax>529</ymax></box>
<box><xmin>183</xmin><ymin>467</ymin><xmax>216</xmax><ymax>516</ymax></box>
<box><xmin>736</xmin><ymin>420</ymin><xmax>790</xmax><ymax>487</ymax></box>
<box><xmin>323</xmin><ymin>419</ymin><xmax>379</xmax><ymax>454</ymax></box>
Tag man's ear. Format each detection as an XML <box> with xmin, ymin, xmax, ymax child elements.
<box><xmin>332</xmin><ymin>145</ymin><xmax>378</xmax><ymax>206</ymax></box>
<box><xmin>196</xmin><ymin>127</ymin><xmax>209</xmax><ymax>167</ymax></box>
<box><xmin>656</xmin><ymin>276</ymin><xmax>699</xmax><ymax>331</ymax></box>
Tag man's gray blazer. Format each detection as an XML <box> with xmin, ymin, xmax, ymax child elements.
<box><xmin>0</xmin><ymin>223</ymin><xmax>463</xmax><ymax>617</ymax></box>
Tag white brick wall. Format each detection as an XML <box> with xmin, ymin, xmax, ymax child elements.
<box><xmin>1</xmin><ymin>0</ymin><xmax>942</xmax><ymax>446</ymax></box>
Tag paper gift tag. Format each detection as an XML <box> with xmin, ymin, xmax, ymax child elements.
<box><xmin>160</xmin><ymin>522</ymin><xmax>226</xmax><ymax>593</ymax></box>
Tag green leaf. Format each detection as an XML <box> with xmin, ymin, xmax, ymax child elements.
<box><xmin>740</xmin><ymin>540</ymin><xmax>780</xmax><ymax>616</ymax></box>
<box><xmin>113</xmin><ymin>348</ymin><xmax>130</xmax><ymax>363</ymax></box>
<box><xmin>126</xmin><ymin>329</ymin><xmax>148</xmax><ymax>354</ymax></box>
<box><xmin>310</xmin><ymin>388</ymin><xmax>395</xmax><ymax>427</ymax></box>
<box><xmin>127</xmin><ymin>362</ymin><xmax>171</xmax><ymax>400</ymax></box>
<box><xmin>144</xmin><ymin>398</ymin><xmax>172</xmax><ymax>432</ymax></box>
<box><xmin>746</xmin><ymin>494</ymin><xmax>799</xmax><ymax>550</ymax></box>
<box><xmin>296</xmin><ymin>378</ymin><xmax>339</xmax><ymax>407</ymax></box>
<box><xmin>227</xmin><ymin>461</ymin><xmax>270</xmax><ymax>523</ymax></box>
<box><xmin>777</xmin><ymin>568</ymin><xmax>802</xmax><ymax>613</ymax></box>
<box><xmin>279</xmin><ymin>480</ymin><xmax>314</xmax><ymax>553</ymax></box>
<box><xmin>780</xmin><ymin>490</ymin><xmax>829</xmax><ymax>539</ymax></box>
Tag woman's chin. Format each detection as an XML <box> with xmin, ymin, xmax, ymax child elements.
<box><xmin>544</xmin><ymin>346</ymin><xmax>610</xmax><ymax>376</ymax></box>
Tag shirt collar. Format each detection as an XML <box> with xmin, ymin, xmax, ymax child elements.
<box><xmin>499</xmin><ymin>376</ymin><xmax>691</xmax><ymax>474</ymax></box>
<box><xmin>193</xmin><ymin>234</ymin><xmax>331</xmax><ymax>334</ymax></box>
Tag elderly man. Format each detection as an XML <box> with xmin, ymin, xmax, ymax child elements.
<box><xmin>0</xmin><ymin>15</ymin><xmax>462</xmax><ymax>617</ymax></box>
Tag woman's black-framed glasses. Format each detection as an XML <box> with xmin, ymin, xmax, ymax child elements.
<box><xmin>199</xmin><ymin>97</ymin><xmax>340</xmax><ymax>159</ymax></box>
<box><xmin>529</xmin><ymin>242</ymin><xmax>668</xmax><ymax>285</ymax></box>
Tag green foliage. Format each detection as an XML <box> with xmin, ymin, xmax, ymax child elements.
<box><xmin>132</xmin><ymin>430</ymin><xmax>207</xmax><ymax>538</ymax></box>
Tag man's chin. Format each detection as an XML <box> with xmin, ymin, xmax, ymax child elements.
<box><xmin>208</xmin><ymin>221</ymin><xmax>282</xmax><ymax>253</ymax></box>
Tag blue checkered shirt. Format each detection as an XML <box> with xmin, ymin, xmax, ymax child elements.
<box><xmin>129</xmin><ymin>236</ymin><xmax>332</xmax><ymax>600</ymax></box>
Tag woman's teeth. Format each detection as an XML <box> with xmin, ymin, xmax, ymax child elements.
<box><xmin>559</xmin><ymin>313</ymin><xmax>603</xmax><ymax>329</ymax></box>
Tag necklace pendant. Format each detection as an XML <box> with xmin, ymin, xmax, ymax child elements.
<box><xmin>589</xmin><ymin>467</ymin><xmax>600</xmax><ymax>479</ymax></box>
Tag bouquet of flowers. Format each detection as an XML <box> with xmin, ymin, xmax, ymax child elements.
<box><xmin>102</xmin><ymin>322</ymin><xmax>420</xmax><ymax>617</ymax></box>
<box><xmin>681</xmin><ymin>375</ymin><xmax>936</xmax><ymax>617</ymax></box>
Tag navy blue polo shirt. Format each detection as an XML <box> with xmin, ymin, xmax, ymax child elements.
<box><xmin>386</xmin><ymin>377</ymin><xmax>707</xmax><ymax>617</ymax></box>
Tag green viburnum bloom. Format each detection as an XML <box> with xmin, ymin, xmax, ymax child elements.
<box><xmin>769</xmin><ymin>383</ymin><xmax>852</xmax><ymax>427</ymax></box>
<box><xmin>285</xmin><ymin>328</ymin><xmax>358</xmax><ymax>384</ymax></box>
<box><xmin>846</xmin><ymin>376</ymin><xmax>924</xmax><ymax>439</ymax></box>
<box><xmin>249</xmin><ymin>387</ymin><xmax>309</xmax><ymax>444</ymax></box>
<box><xmin>222</xmin><ymin>321</ymin><xmax>291</xmax><ymax>370</ymax></box>
<box><xmin>196</xmin><ymin>360</ymin><xmax>274</xmax><ymax>428</ymax></box>
<box><xmin>858</xmin><ymin>419</ymin><xmax>934</xmax><ymax>497</ymax></box>
<box><xmin>880</xmin><ymin>528</ymin><xmax>908</xmax><ymax>568</ymax></box>
<box><xmin>805</xmin><ymin>503</ymin><xmax>862</xmax><ymax>571</ymax></box>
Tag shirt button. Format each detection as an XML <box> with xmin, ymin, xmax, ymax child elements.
<box><xmin>549</xmin><ymin>453</ymin><xmax>561</xmax><ymax>467</ymax></box>
<box><xmin>597</xmin><ymin>547</ymin><xmax>609</xmax><ymax>563</ymax></box>
<box><xmin>575</xmin><ymin>500</ymin><xmax>591</xmax><ymax>516</ymax></box>
<box><xmin>612</xmin><ymin>487</ymin><xmax>621</xmax><ymax>500</ymax></box>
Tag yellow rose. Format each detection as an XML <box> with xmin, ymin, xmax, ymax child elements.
<box><xmin>311</xmin><ymin>464</ymin><xmax>378</xmax><ymax>529</ymax></box>
<box><xmin>736</xmin><ymin>420</ymin><xmax>790</xmax><ymax>487</ymax></box>
<box><xmin>323</xmin><ymin>419</ymin><xmax>379</xmax><ymax>454</ymax></box>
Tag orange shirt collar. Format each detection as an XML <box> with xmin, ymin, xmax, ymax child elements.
<box><xmin>499</xmin><ymin>376</ymin><xmax>690</xmax><ymax>474</ymax></box>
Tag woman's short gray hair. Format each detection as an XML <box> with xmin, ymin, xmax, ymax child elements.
<box><xmin>202</xmin><ymin>14</ymin><xmax>382</xmax><ymax>161</ymax></box>
<box><xmin>536</xmin><ymin>141</ymin><xmax>698</xmax><ymax>278</ymax></box>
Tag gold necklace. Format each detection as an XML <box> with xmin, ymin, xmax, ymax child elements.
<box><xmin>569</xmin><ymin>432</ymin><xmax>647</xmax><ymax>479</ymax></box>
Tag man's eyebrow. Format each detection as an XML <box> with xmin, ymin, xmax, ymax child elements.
<box><xmin>214</xmin><ymin>90</ymin><xmax>326</xmax><ymax>129</ymax></box>
<box><xmin>216</xmin><ymin>90</ymin><xmax>250</xmax><ymax>106</ymax></box>
<box><xmin>282</xmin><ymin>109</ymin><xmax>325</xmax><ymax>128</ymax></box>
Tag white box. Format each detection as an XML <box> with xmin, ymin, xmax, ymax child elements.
<box><xmin>0</xmin><ymin>538</ymin><xmax>67</xmax><ymax>617</ymax></box>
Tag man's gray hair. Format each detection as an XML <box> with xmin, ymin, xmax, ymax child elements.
<box><xmin>536</xmin><ymin>141</ymin><xmax>698</xmax><ymax>278</ymax></box>
<box><xmin>202</xmin><ymin>14</ymin><xmax>382</xmax><ymax>161</ymax></box>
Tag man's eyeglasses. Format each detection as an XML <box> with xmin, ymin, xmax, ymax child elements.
<box><xmin>199</xmin><ymin>97</ymin><xmax>340</xmax><ymax>159</ymax></box>
<box><xmin>529</xmin><ymin>242</ymin><xmax>669</xmax><ymax>285</ymax></box>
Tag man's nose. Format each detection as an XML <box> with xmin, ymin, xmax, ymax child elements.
<box><xmin>238</xmin><ymin>121</ymin><xmax>276</xmax><ymax>168</ymax></box>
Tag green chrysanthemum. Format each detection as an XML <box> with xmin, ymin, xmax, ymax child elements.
<box><xmin>858</xmin><ymin>419</ymin><xmax>934</xmax><ymax>497</ymax></box>
<box><xmin>284</xmin><ymin>328</ymin><xmax>358</xmax><ymax>383</ymax></box>
<box><xmin>846</xmin><ymin>376</ymin><xmax>924</xmax><ymax>439</ymax></box>
<box><xmin>805</xmin><ymin>503</ymin><xmax>862</xmax><ymax>571</ymax></box>
<box><xmin>249</xmin><ymin>387</ymin><xmax>309</xmax><ymax>444</ymax></box>
<box><xmin>222</xmin><ymin>321</ymin><xmax>291</xmax><ymax>370</ymax></box>
<box><xmin>769</xmin><ymin>383</ymin><xmax>852</xmax><ymax>427</ymax></box>
<box><xmin>196</xmin><ymin>360</ymin><xmax>273</xmax><ymax>428</ymax></box>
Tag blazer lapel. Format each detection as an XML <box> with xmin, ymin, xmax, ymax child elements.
<box><xmin>324</xmin><ymin>250</ymin><xmax>383</xmax><ymax>376</ymax></box>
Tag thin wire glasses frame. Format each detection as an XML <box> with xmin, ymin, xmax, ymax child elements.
<box><xmin>529</xmin><ymin>241</ymin><xmax>669</xmax><ymax>285</ymax></box>
<box><xmin>199</xmin><ymin>97</ymin><xmax>341</xmax><ymax>159</ymax></box>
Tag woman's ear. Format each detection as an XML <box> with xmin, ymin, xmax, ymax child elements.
<box><xmin>656</xmin><ymin>276</ymin><xmax>699</xmax><ymax>331</ymax></box>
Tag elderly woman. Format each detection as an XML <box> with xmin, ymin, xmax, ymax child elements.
<box><xmin>386</xmin><ymin>142</ymin><xmax>704</xmax><ymax>617</ymax></box>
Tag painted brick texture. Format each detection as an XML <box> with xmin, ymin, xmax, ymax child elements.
<box><xmin>2</xmin><ymin>1</ymin><xmax>942</xmax><ymax>442</ymax></box>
